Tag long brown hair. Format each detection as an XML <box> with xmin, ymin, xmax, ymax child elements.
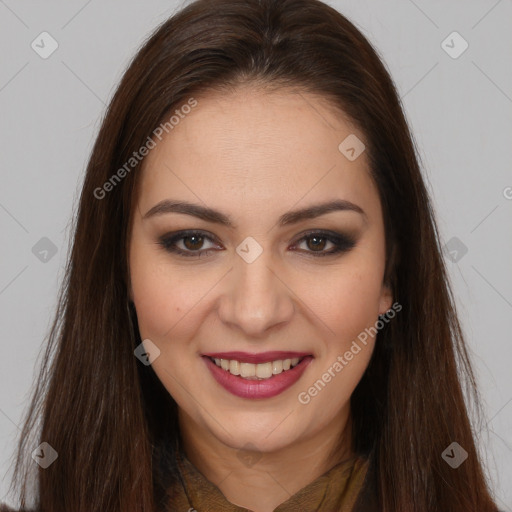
<box><xmin>6</xmin><ymin>0</ymin><xmax>498</xmax><ymax>510</ymax></box>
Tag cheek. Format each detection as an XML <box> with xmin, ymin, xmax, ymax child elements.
<box><xmin>297</xmin><ymin>271</ymin><xmax>382</xmax><ymax>423</ymax></box>
<box><xmin>331</xmin><ymin>274</ymin><xmax>380</xmax><ymax>332</ymax></box>
<box><xmin>305</xmin><ymin>261</ymin><xmax>386</xmax><ymax>347</ymax></box>
<box><xmin>129</xmin><ymin>239</ymin><xmax>193</xmax><ymax>340</ymax></box>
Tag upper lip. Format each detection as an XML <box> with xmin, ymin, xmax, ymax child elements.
<box><xmin>202</xmin><ymin>351</ymin><xmax>312</xmax><ymax>364</ymax></box>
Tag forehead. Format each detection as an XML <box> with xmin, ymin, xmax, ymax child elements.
<box><xmin>136</xmin><ymin>86</ymin><xmax>379</xmax><ymax>223</ymax></box>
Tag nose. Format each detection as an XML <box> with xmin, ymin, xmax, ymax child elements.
<box><xmin>217</xmin><ymin>250</ymin><xmax>295</xmax><ymax>338</ymax></box>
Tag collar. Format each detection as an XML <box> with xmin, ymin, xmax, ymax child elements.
<box><xmin>170</xmin><ymin>447</ymin><xmax>371</xmax><ymax>511</ymax></box>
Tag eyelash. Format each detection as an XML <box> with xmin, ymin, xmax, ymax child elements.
<box><xmin>157</xmin><ymin>229</ymin><xmax>356</xmax><ymax>258</ymax></box>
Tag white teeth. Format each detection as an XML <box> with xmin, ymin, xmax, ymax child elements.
<box><xmin>272</xmin><ymin>360</ymin><xmax>283</xmax><ymax>375</ymax></box>
<box><xmin>212</xmin><ymin>357</ymin><xmax>303</xmax><ymax>380</ymax></box>
<box><xmin>256</xmin><ymin>362</ymin><xmax>273</xmax><ymax>379</ymax></box>
<box><xmin>230</xmin><ymin>360</ymin><xmax>240</xmax><ymax>375</ymax></box>
<box><xmin>240</xmin><ymin>362</ymin><xmax>255</xmax><ymax>378</ymax></box>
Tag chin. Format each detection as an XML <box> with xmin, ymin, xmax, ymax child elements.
<box><xmin>212</xmin><ymin>415</ymin><xmax>306</xmax><ymax>453</ymax></box>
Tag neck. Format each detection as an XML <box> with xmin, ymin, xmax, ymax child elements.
<box><xmin>178</xmin><ymin>407</ymin><xmax>353</xmax><ymax>512</ymax></box>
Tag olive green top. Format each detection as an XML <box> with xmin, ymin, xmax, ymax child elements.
<box><xmin>168</xmin><ymin>449</ymin><xmax>372</xmax><ymax>511</ymax></box>
<box><xmin>0</xmin><ymin>450</ymin><xmax>376</xmax><ymax>512</ymax></box>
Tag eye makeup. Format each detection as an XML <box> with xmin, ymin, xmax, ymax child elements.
<box><xmin>156</xmin><ymin>229</ymin><xmax>357</xmax><ymax>259</ymax></box>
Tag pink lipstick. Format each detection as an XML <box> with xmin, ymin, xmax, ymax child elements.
<box><xmin>202</xmin><ymin>352</ymin><xmax>313</xmax><ymax>399</ymax></box>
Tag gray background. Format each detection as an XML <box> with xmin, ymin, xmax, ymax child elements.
<box><xmin>0</xmin><ymin>0</ymin><xmax>511</xmax><ymax>508</ymax></box>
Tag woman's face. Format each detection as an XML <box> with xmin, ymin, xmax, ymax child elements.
<box><xmin>128</xmin><ymin>86</ymin><xmax>392</xmax><ymax>454</ymax></box>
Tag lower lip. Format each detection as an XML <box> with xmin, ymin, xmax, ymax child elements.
<box><xmin>203</xmin><ymin>356</ymin><xmax>313</xmax><ymax>399</ymax></box>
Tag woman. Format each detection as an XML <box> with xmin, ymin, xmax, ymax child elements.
<box><xmin>2</xmin><ymin>0</ymin><xmax>500</xmax><ymax>510</ymax></box>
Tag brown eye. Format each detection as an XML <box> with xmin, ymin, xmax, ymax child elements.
<box><xmin>292</xmin><ymin>231</ymin><xmax>356</xmax><ymax>257</ymax></box>
<box><xmin>305</xmin><ymin>235</ymin><xmax>328</xmax><ymax>252</ymax></box>
<box><xmin>158</xmin><ymin>230</ymin><xmax>220</xmax><ymax>258</ymax></box>
<box><xmin>182</xmin><ymin>234</ymin><xmax>205</xmax><ymax>251</ymax></box>
<box><xmin>158</xmin><ymin>229</ymin><xmax>356</xmax><ymax>259</ymax></box>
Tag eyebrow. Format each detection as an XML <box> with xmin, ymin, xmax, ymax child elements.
<box><xmin>142</xmin><ymin>199</ymin><xmax>366</xmax><ymax>227</ymax></box>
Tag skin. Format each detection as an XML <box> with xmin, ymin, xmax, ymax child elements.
<box><xmin>128</xmin><ymin>85</ymin><xmax>393</xmax><ymax>512</ymax></box>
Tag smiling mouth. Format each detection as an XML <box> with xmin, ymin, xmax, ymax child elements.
<box><xmin>208</xmin><ymin>356</ymin><xmax>305</xmax><ymax>380</ymax></box>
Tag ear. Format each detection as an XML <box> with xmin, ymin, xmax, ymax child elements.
<box><xmin>378</xmin><ymin>282</ymin><xmax>393</xmax><ymax>316</ymax></box>
<box><xmin>378</xmin><ymin>243</ymin><xmax>397</xmax><ymax>315</ymax></box>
